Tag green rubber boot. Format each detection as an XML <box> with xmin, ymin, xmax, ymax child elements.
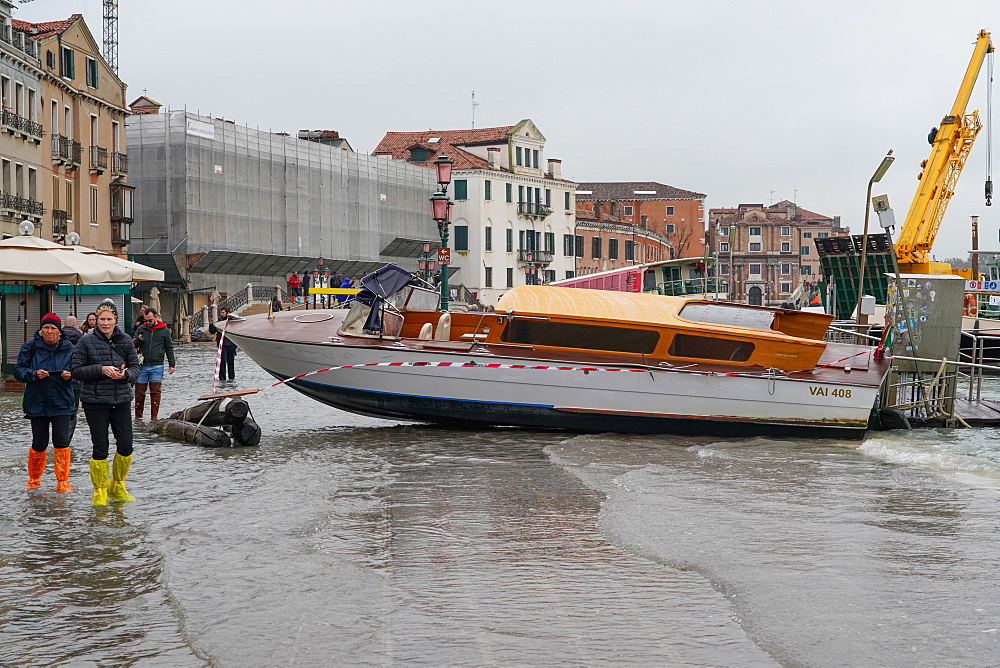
<box><xmin>108</xmin><ymin>454</ymin><xmax>136</xmax><ymax>502</ymax></box>
<box><xmin>89</xmin><ymin>458</ymin><xmax>109</xmax><ymax>506</ymax></box>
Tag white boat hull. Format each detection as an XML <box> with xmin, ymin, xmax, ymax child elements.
<box><xmin>229</xmin><ymin>332</ymin><xmax>881</xmax><ymax>438</ymax></box>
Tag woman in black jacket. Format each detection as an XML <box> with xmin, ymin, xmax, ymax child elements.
<box><xmin>71</xmin><ymin>300</ymin><xmax>141</xmax><ymax>505</ymax></box>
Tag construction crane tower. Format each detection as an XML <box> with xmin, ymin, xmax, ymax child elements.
<box><xmin>102</xmin><ymin>0</ymin><xmax>118</xmax><ymax>74</ymax></box>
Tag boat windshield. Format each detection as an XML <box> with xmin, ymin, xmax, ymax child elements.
<box><xmin>678</xmin><ymin>302</ymin><xmax>776</xmax><ymax>331</ymax></box>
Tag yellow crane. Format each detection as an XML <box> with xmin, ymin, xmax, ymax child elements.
<box><xmin>895</xmin><ymin>29</ymin><xmax>993</xmax><ymax>276</ymax></box>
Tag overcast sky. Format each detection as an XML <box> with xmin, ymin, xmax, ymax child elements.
<box><xmin>18</xmin><ymin>0</ymin><xmax>998</xmax><ymax>259</ymax></box>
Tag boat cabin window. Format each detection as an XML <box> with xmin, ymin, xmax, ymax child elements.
<box><xmin>668</xmin><ymin>334</ymin><xmax>754</xmax><ymax>362</ymax></box>
<box><xmin>678</xmin><ymin>302</ymin><xmax>776</xmax><ymax>331</ymax></box>
<box><xmin>501</xmin><ymin>320</ymin><xmax>659</xmax><ymax>354</ymax></box>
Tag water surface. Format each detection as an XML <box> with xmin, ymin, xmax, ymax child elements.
<box><xmin>1</xmin><ymin>344</ymin><xmax>998</xmax><ymax>666</ymax></box>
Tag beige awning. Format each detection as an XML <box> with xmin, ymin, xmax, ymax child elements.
<box><xmin>68</xmin><ymin>244</ymin><xmax>165</xmax><ymax>281</ymax></box>
<box><xmin>0</xmin><ymin>235</ymin><xmax>132</xmax><ymax>284</ymax></box>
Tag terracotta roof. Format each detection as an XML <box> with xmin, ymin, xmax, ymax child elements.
<box><xmin>373</xmin><ymin>125</ymin><xmax>513</xmax><ymax>171</ymax></box>
<box><xmin>576</xmin><ymin>181</ymin><xmax>705</xmax><ymax>201</ymax></box>
<box><xmin>768</xmin><ymin>200</ymin><xmax>833</xmax><ymax>222</ymax></box>
<box><xmin>12</xmin><ymin>15</ymin><xmax>81</xmax><ymax>40</ymax></box>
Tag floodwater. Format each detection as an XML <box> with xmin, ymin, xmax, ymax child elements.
<box><xmin>1</xmin><ymin>344</ymin><xmax>999</xmax><ymax>666</ymax></box>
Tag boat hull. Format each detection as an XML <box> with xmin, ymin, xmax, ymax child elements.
<box><xmin>229</xmin><ymin>330</ymin><xmax>881</xmax><ymax>439</ymax></box>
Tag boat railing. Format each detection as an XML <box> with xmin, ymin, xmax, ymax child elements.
<box><xmin>957</xmin><ymin>330</ymin><xmax>1000</xmax><ymax>402</ymax></box>
<box><xmin>824</xmin><ymin>321</ymin><xmax>877</xmax><ymax>345</ymax></box>
<box><xmin>883</xmin><ymin>347</ymin><xmax>1000</xmax><ymax>424</ymax></box>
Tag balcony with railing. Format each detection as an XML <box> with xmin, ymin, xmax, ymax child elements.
<box><xmin>0</xmin><ymin>191</ymin><xmax>45</xmax><ymax>217</ymax></box>
<box><xmin>517</xmin><ymin>248</ymin><xmax>555</xmax><ymax>264</ymax></box>
<box><xmin>111</xmin><ymin>152</ymin><xmax>128</xmax><ymax>176</ymax></box>
<box><xmin>2</xmin><ymin>109</ymin><xmax>44</xmax><ymax>141</ymax></box>
<box><xmin>52</xmin><ymin>135</ymin><xmax>82</xmax><ymax>168</ymax></box>
<box><xmin>90</xmin><ymin>146</ymin><xmax>108</xmax><ymax>174</ymax></box>
<box><xmin>0</xmin><ymin>25</ymin><xmax>39</xmax><ymax>60</ymax></box>
<box><xmin>51</xmin><ymin>210</ymin><xmax>69</xmax><ymax>237</ymax></box>
<box><xmin>517</xmin><ymin>201</ymin><xmax>552</xmax><ymax>218</ymax></box>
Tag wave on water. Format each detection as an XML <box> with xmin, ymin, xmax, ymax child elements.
<box><xmin>859</xmin><ymin>428</ymin><xmax>1000</xmax><ymax>486</ymax></box>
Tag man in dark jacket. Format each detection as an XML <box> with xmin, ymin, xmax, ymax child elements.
<box><xmin>208</xmin><ymin>307</ymin><xmax>239</xmax><ymax>381</ymax></box>
<box><xmin>133</xmin><ymin>306</ymin><xmax>175</xmax><ymax>421</ymax></box>
<box><xmin>72</xmin><ymin>300</ymin><xmax>141</xmax><ymax>505</ymax></box>
<box><xmin>61</xmin><ymin>315</ymin><xmax>84</xmax><ymax>440</ymax></box>
<box><xmin>61</xmin><ymin>315</ymin><xmax>82</xmax><ymax>345</ymax></box>
<box><xmin>14</xmin><ymin>312</ymin><xmax>76</xmax><ymax>492</ymax></box>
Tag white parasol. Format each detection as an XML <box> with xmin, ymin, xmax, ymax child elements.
<box><xmin>0</xmin><ymin>233</ymin><xmax>132</xmax><ymax>284</ymax></box>
<box><xmin>66</xmin><ymin>242</ymin><xmax>165</xmax><ymax>282</ymax></box>
<box><xmin>148</xmin><ymin>286</ymin><xmax>161</xmax><ymax>313</ymax></box>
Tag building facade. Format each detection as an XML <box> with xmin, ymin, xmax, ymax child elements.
<box><xmin>0</xmin><ymin>3</ymin><xmax>44</xmax><ymax>240</ymax></box>
<box><xmin>127</xmin><ymin>110</ymin><xmax>438</xmax><ymax>296</ymax></box>
<box><xmin>373</xmin><ymin>120</ymin><xmax>577</xmax><ymax>306</ymax></box>
<box><xmin>575</xmin><ymin>181</ymin><xmax>707</xmax><ymax>272</ymax></box>
<box><xmin>8</xmin><ymin>12</ymin><xmax>132</xmax><ymax>252</ymax></box>
<box><xmin>572</xmin><ymin>211</ymin><xmax>675</xmax><ymax>277</ymax></box>
<box><xmin>708</xmin><ymin>202</ymin><xmax>844</xmax><ymax>306</ymax></box>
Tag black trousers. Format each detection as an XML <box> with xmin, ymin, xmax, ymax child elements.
<box><xmin>29</xmin><ymin>415</ymin><xmax>72</xmax><ymax>452</ymax></box>
<box><xmin>219</xmin><ymin>346</ymin><xmax>236</xmax><ymax>380</ymax></box>
<box><xmin>67</xmin><ymin>387</ymin><xmax>81</xmax><ymax>442</ymax></box>
<box><xmin>83</xmin><ymin>403</ymin><xmax>133</xmax><ymax>460</ymax></box>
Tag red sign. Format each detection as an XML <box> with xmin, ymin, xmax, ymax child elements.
<box><xmin>437</xmin><ymin>247</ymin><xmax>451</xmax><ymax>265</ymax></box>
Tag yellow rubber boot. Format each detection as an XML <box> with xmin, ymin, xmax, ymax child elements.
<box><xmin>26</xmin><ymin>448</ymin><xmax>47</xmax><ymax>489</ymax></box>
<box><xmin>89</xmin><ymin>458</ymin><xmax>109</xmax><ymax>506</ymax></box>
<box><xmin>108</xmin><ymin>454</ymin><xmax>136</xmax><ymax>502</ymax></box>
<box><xmin>53</xmin><ymin>447</ymin><xmax>73</xmax><ymax>493</ymax></box>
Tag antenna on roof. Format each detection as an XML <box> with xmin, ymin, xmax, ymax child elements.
<box><xmin>471</xmin><ymin>91</ymin><xmax>479</xmax><ymax>129</ymax></box>
<box><xmin>769</xmin><ymin>190</ymin><xmax>775</xmax><ymax>205</ymax></box>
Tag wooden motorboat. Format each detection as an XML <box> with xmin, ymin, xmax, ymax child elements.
<box><xmin>223</xmin><ymin>266</ymin><xmax>892</xmax><ymax>438</ymax></box>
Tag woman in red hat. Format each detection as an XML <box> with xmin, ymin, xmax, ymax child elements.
<box><xmin>13</xmin><ymin>312</ymin><xmax>77</xmax><ymax>492</ymax></box>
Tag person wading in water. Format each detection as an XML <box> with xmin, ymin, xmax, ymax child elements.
<box><xmin>133</xmin><ymin>306</ymin><xmax>176</xmax><ymax>422</ymax></box>
<box><xmin>14</xmin><ymin>313</ymin><xmax>77</xmax><ymax>492</ymax></box>
<box><xmin>71</xmin><ymin>300</ymin><xmax>141</xmax><ymax>505</ymax></box>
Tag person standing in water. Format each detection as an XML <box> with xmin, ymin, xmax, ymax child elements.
<box><xmin>14</xmin><ymin>313</ymin><xmax>76</xmax><ymax>492</ymax></box>
<box><xmin>71</xmin><ymin>300</ymin><xmax>141</xmax><ymax>505</ymax></box>
<box><xmin>133</xmin><ymin>306</ymin><xmax>176</xmax><ymax>422</ymax></box>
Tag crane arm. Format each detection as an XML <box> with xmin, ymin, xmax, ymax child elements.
<box><xmin>895</xmin><ymin>30</ymin><xmax>993</xmax><ymax>270</ymax></box>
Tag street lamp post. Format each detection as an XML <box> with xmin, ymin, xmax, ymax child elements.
<box><xmin>854</xmin><ymin>149</ymin><xmax>895</xmax><ymax>320</ymax></box>
<box><xmin>430</xmin><ymin>154</ymin><xmax>455</xmax><ymax>311</ymax></box>
<box><xmin>417</xmin><ymin>241</ymin><xmax>436</xmax><ymax>283</ymax></box>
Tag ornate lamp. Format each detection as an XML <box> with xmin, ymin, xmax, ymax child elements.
<box><xmin>433</xmin><ymin>153</ymin><xmax>454</xmax><ymax>192</ymax></box>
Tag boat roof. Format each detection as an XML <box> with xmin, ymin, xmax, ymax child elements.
<box><xmin>496</xmin><ymin>285</ymin><xmax>833</xmax><ymax>341</ymax></box>
<box><xmin>498</xmin><ymin>285</ymin><xmax>687</xmax><ymax>325</ymax></box>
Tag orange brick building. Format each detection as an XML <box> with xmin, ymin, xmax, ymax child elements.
<box><xmin>576</xmin><ymin>182</ymin><xmax>706</xmax><ymax>265</ymax></box>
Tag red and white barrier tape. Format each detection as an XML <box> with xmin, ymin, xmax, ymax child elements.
<box><xmin>264</xmin><ymin>351</ymin><xmax>870</xmax><ymax>390</ymax></box>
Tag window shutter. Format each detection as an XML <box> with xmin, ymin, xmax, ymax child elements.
<box><xmin>454</xmin><ymin>225</ymin><xmax>469</xmax><ymax>251</ymax></box>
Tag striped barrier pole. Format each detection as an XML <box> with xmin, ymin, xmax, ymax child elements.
<box><xmin>212</xmin><ymin>323</ymin><xmax>226</xmax><ymax>394</ymax></box>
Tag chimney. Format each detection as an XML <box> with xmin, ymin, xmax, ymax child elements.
<box><xmin>547</xmin><ymin>158</ymin><xmax>562</xmax><ymax>180</ymax></box>
<box><xmin>487</xmin><ymin>147</ymin><xmax>500</xmax><ymax>169</ymax></box>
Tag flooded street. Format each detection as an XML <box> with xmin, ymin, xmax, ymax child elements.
<box><xmin>2</xmin><ymin>344</ymin><xmax>1000</xmax><ymax>666</ymax></box>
